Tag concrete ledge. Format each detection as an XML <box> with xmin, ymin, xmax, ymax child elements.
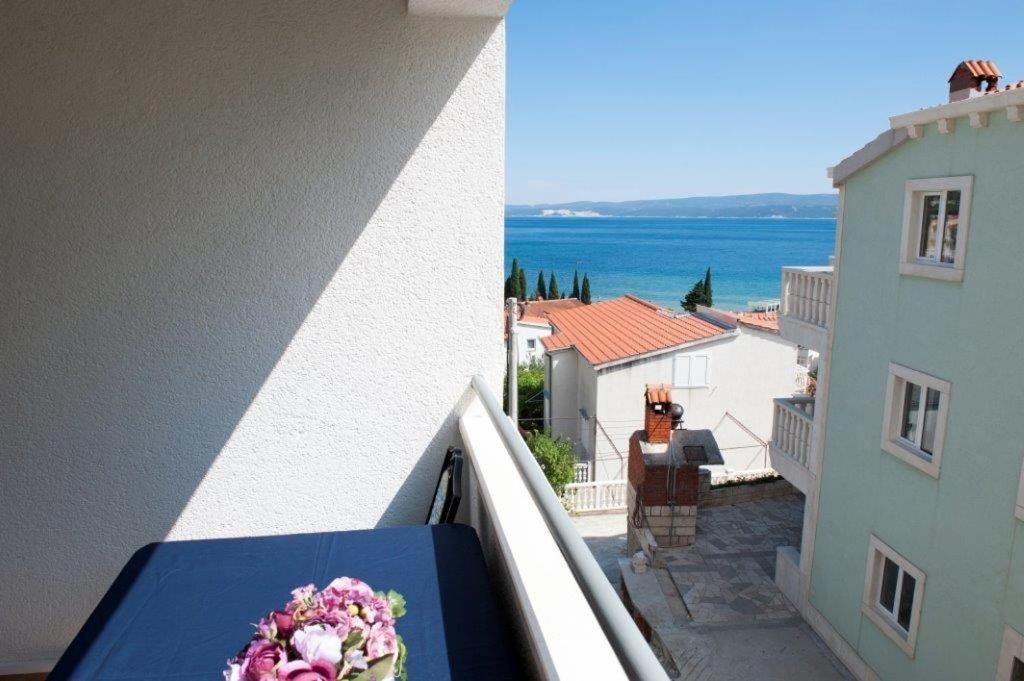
<box><xmin>774</xmin><ymin>546</ymin><xmax>805</xmax><ymax>611</ymax></box>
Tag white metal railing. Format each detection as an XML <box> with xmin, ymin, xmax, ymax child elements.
<box><xmin>780</xmin><ymin>266</ymin><xmax>832</xmax><ymax>330</ymax></box>
<box><xmin>458</xmin><ymin>376</ymin><xmax>668</xmax><ymax>680</ymax></box>
<box><xmin>563</xmin><ymin>480</ymin><xmax>627</xmax><ymax>514</ymax></box>
<box><xmin>771</xmin><ymin>396</ymin><xmax>815</xmax><ymax>468</ymax></box>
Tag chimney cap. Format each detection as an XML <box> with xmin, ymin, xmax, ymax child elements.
<box><xmin>645</xmin><ymin>384</ymin><xmax>672</xmax><ymax>405</ymax></box>
<box><xmin>949</xmin><ymin>59</ymin><xmax>1002</xmax><ymax>82</ymax></box>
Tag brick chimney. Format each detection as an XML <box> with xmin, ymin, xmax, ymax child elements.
<box><xmin>949</xmin><ymin>60</ymin><xmax>1001</xmax><ymax>102</ymax></box>
<box><xmin>644</xmin><ymin>384</ymin><xmax>673</xmax><ymax>444</ymax></box>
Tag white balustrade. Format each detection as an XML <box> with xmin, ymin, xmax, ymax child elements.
<box><xmin>771</xmin><ymin>397</ymin><xmax>815</xmax><ymax>469</ymax></box>
<box><xmin>781</xmin><ymin>267</ymin><xmax>833</xmax><ymax>330</ymax></box>
<box><xmin>563</xmin><ymin>480</ymin><xmax>628</xmax><ymax>514</ymax></box>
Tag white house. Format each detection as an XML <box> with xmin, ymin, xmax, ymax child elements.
<box><xmin>543</xmin><ymin>295</ymin><xmax>801</xmax><ymax>481</ymax></box>
<box><xmin>512</xmin><ymin>298</ymin><xmax>585</xmax><ymax>364</ymax></box>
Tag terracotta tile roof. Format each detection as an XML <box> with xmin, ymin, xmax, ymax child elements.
<box><xmin>541</xmin><ymin>294</ymin><xmax>730</xmax><ymax>365</ymax></box>
<box><xmin>951</xmin><ymin>59</ymin><xmax>1002</xmax><ymax>80</ymax></box>
<box><xmin>697</xmin><ymin>307</ymin><xmax>779</xmax><ymax>333</ymax></box>
<box><xmin>736</xmin><ymin>311</ymin><xmax>779</xmax><ymax>333</ymax></box>
<box><xmin>646</xmin><ymin>384</ymin><xmax>673</xmax><ymax>404</ymax></box>
<box><xmin>517</xmin><ymin>298</ymin><xmax>585</xmax><ymax>325</ymax></box>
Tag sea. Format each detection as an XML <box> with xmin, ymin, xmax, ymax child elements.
<box><xmin>505</xmin><ymin>216</ymin><xmax>836</xmax><ymax>311</ymax></box>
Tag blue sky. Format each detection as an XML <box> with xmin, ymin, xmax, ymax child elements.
<box><xmin>506</xmin><ymin>1</ymin><xmax>1024</xmax><ymax>204</ymax></box>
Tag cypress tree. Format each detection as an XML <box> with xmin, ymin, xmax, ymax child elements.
<box><xmin>517</xmin><ymin>268</ymin><xmax>527</xmax><ymax>302</ymax></box>
<box><xmin>508</xmin><ymin>258</ymin><xmax>522</xmax><ymax>300</ymax></box>
<box><xmin>702</xmin><ymin>267</ymin><xmax>713</xmax><ymax>306</ymax></box>
<box><xmin>571</xmin><ymin>270</ymin><xmax>580</xmax><ymax>299</ymax></box>
<box><xmin>535</xmin><ymin>271</ymin><xmax>547</xmax><ymax>300</ymax></box>
<box><xmin>548</xmin><ymin>272</ymin><xmax>560</xmax><ymax>299</ymax></box>
<box><xmin>681</xmin><ymin>278</ymin><xmax>706</xmax><ymax>312</ymax></box>
<box><xmin>581</xmin><ymin>274</ymin><xmax>592</xmax><ymax>304</ymax></box>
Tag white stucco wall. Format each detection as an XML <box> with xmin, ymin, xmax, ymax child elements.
<box><xmin>517</xmin><ymin>321</ymin><xmax>551</xmax><ymax>365</ymax></box>
<box><xmin>590</xmin><ymin>328</ymin><xmax>799</xmax><ymax>479</ymax></box>
<box><xmin>0</xmin><ymin>1</ymin><xmax>505</xmax><ymax>668</ymax></box>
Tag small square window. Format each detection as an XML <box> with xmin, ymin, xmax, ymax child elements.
<box><xmin>526</xmin><ymin>338</ymin><xmax>536</xmax><ymax>350</ymax></box>
<box><xmin>862</xmin><ymin>536</ymin><xmax>926</xmax><ymax>657</ymax></box>
<box><xmin>899</xmin><ymin>176</ymin><xmax>973</xmax><ymax>281</ymax></box>
<box><xmin>881</xmin><ymin>363</ymin><xmax>951</xmax><ymax>478</ymax></box>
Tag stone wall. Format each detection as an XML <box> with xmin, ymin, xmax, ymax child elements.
<box><xmin>697</xmin><ymin>470</ymin><xmax>798</xmax><ymax>508</ymax></box>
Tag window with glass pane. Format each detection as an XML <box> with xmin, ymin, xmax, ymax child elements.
<box><xmin>940</xmin><ymin>190</ymin><xmax>960</xmax><ymax>263</ymax></box>
<box><xmin>1011</xmin><ymin>657</ymin><xmax>1024</xmax><ymax>681</ymax></box>
<box><xmin>876</xmin><ymin>555</ymin><xmax>916</xmax><ymax>634</ymax></box>
<box><xmin>900</xmin><ymin>382</ymin><xmax>921</xmax><ymax>443</ymax></box>
<box><xmin>879</xmin><ymin>557</ymin><xmax>899</xmax><ymax>612</ymax></box>
<box><xmin>897</xmin><ymin>573</ymin><xmax>916</xmax><ymax>630</ymax></box>
<box><xmin>918</xmin><ymin>194</ymin><xmax>941</xmax><ymax>260</ymax></box>
<box><xmin>919</xmin><ymin>388</ymin><xmax>941</xmax><ymax>454</ymax></box>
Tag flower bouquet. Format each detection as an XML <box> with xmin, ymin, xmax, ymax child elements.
<box><xmin>224</xmin><ymin>578</ymin><xmax>407</xmax><ymax>681</ymax></box>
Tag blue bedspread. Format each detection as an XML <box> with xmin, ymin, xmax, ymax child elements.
<box><xmin>49</xmin><ymin>524</ymin><xmax>526</xmax><ymax>679</ymax></box>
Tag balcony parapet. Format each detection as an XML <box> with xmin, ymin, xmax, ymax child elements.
<box><xmin>768</xmin><ymin>396</ymin><xmax>815</xmax><ymax>494</ymax></box>
<box><xmin>779</xmin><ymin>266</ymin><xmax>832</xmax><ymax>351</ymax></box>
<box><xmin>458</xmin><ymin>376</ymin><xmax>668</xmax><ymax>680</ymax></box>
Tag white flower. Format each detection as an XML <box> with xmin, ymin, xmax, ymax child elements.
<box><xmin>292</xmin><ymin>624</ymin><xmax>343</xmax><ymax>665</ymax></box>
<box><xmin>223</xmin><ymin>663</ymin><xmax>242</xmax><ymax>681</ymax></box>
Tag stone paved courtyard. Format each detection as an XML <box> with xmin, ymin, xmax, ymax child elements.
<box><xmin>572</xmin><ymin>495</ymin><xmax>853</xmax><ymax>680</ymax></box>
<box><xmin>664</xmin><ymin>497</ymin><xmax>803</xmax><ymax>625</ymax></box>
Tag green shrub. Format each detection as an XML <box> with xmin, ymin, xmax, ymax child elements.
<box><xmin>525</xmin><ymin>430</ymin><xmax>576</xmax><ymax>496</ymax></box>
<box><xmin>517</xmin><ymin>359</ymin><xmax>545</xmax><ymax>423</ymax></box>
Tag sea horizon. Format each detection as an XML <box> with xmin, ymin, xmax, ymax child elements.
<box><xmin>505</xmin><ymin>216</ymin><xmax>837</xmax><ymax>311</ymax></box>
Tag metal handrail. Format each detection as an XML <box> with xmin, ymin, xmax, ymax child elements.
<box><xmin>470</xmin><ymin>375</ymin><xmax>669</xmax><ymax>681</ymax></box>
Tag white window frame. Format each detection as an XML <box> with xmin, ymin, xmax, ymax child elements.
<box><xmin>526</xmin><ymin>338</ymin><xmax>537</xmax><ymax>350</ymax></box>
<box><xmin>997</xmin><ymin>625</ymin><xmax>1024</xmax><ymax>681</ymax></box>
<box><xmin>862</xmin><ymin>535</ymin><xmax>926</xmax><ymax>657</ymax></box>
<box><xmin>899</xmin><ymin>176</ymin><xmax>973</xmax><ymax>281</ymax></box>
<box><xmin>880</xmin><ymin>363</ymin><xmax>951</xmax><ymax>478</ymax></box>
<box><xmin>673</xmin><ymin>353</ymin><xmax>711</xmax><ymax>389</ymax></box>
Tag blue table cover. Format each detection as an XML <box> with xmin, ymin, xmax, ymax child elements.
<box><xmin>50</xmin><ymin>524</ymin><xmax>526</xmax><ymax>679</ymax></box>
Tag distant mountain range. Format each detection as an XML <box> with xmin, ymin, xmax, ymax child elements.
<box><xmin>506</xmin><ymin>193</ymin><xmax>839</xmax><ymax>219</ymax></box>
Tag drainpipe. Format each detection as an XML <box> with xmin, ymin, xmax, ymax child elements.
<box><xmin>506</xmin><ymin>297</ymin><xmax>519</xmax><ymax>422</ymax></box>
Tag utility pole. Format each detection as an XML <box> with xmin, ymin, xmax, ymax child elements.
<box><xmin>506</xmin><ymin>297</ymin><xmax>519</xmax><ymax>422</ymax></box>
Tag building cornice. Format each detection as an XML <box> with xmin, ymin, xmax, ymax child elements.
<box><xmin>889</xmin><ymin>88</ymin><xmax>1024</xmax><ymax>134</ymax></box>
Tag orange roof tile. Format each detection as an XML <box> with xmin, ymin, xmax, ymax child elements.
<box><xmin>736</xmin><ymin>310</ymin><xmax>779</xmax><ymax>333</ymax></box>
<box><xmin>646</xmin><ymin>384</ymin><xmax>673</xmax><ymax>404</ymax></box>
<box><xmin>951</xmin><ymin>59</ymin><xmax>1002</xmax><ymax>80</ymax></box>
<box><xmin>541</xmin><ymin>295</ymin><xmax>730</xmax><ymax>365</ymax></box>
<box><xmin>518</xmin><ymin>298</ymin><xmax>585</xmax><ymax>325</ymax></box>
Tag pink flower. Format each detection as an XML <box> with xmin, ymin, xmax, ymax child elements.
<box><xmin>322</xmin><ymin>577</ymin><xmax>374</xmax><ymax>606</ymax></box>
<box><xmin>240</xmin><ymin>640</ymin><xmax>287</xmax><ymax>681</ymax></box>
<box><xmin>272</xmin><ymin>611</ymin><xmax>295</xmax><ymax>639</ymax></box>
<box><xmin>365</xmin><ymin>623</ymin><xmax>397</xmax><ymax>660</ymax></box>
<box><xmin>276</xmin><ymin>660</ymin><xmax>337</xmax><ymax>681</ymax></box>
<box><xmin>292</xmin><ymin>624</ymin><xmax>342</xmax><ymax>665</ymax></box>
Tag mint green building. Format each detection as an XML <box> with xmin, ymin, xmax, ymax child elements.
<box><xmin>790</xmin><ymin>62</ymin><xmax>1024</xmax><ymax>680</ymax></box>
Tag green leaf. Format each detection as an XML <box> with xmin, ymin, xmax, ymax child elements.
<box><xmin>350</xmin><ymin>655</ymin><xmax>395</xmax><ymax>681</ymax></box>
<box><xmin>387</xmin><ymin>590</ymin><xmax>407</xmax><ymax>618</ymax></box>
<box><xmin>344</xmin><ymin>629</ymin><xmax>365</xmax><ymax>649</ymax></box>
<box><xmin>395</xmin><ymin>636</ymin><xmax>408</xmax><ymax>681</ymax></box>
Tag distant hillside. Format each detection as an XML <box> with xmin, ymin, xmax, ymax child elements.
<box><xmin>506</xmin><ymin>193</ymin><xmax>838</xmax><ymax>219</ymax></box>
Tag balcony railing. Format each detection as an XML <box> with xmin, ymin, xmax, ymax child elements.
<box><xmin>769</xmin><ymin>396</ymin><xmax>815</xmax><ymax>494</ymax></box>
<box><xmin>458</xmin><ymin>375</ymin><xmax>668</xmax><ymax>680</ymax></box>
<box><xmin>780</xmin><ymin>266</ymin><xmax>833</xmax><ymax>331</ymax></box>
<box><xmin>563</xmin><ymin>479</ymin><xmax>628</xmax><ymax>514</ymax></box>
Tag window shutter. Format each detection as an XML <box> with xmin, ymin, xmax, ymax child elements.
<box><xmin>673</xmin><ymin>355</ymin><xmax>691</xmax><ymax>387</ymax></box>
<box><xmin>692</xmin><ymin>355</ymin><xmax>710</xmax><ymax>386</ymax></box>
